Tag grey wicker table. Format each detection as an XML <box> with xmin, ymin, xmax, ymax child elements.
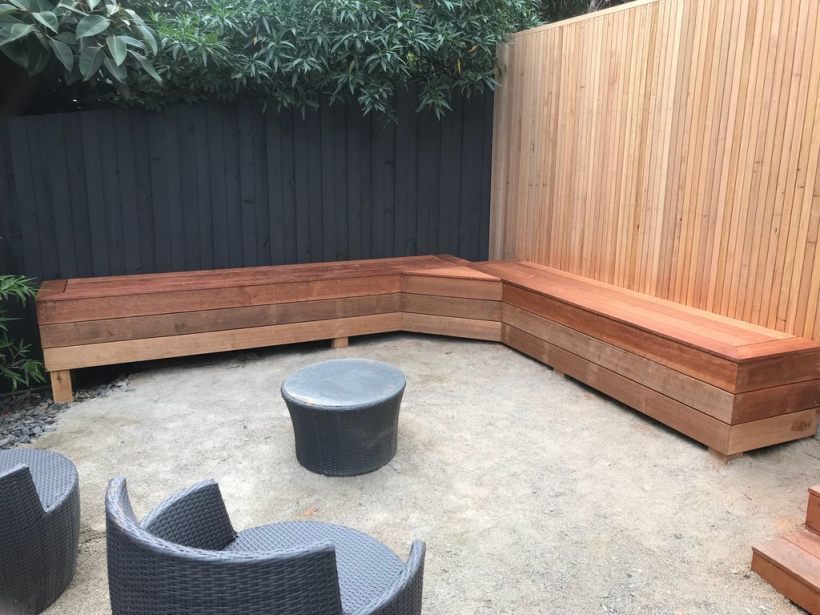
<box><xmin>281</xmin><ymin>359</ymin><xmax>406</xmax><ymax>476</ymax></box>
<box><xmin>0</xmin><ymin>449</ymin><xmax>80</xmax><ymax>614</ymax></box>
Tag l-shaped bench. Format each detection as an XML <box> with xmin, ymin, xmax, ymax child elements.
<box><xmin>36</xmin><ymin>255</ymin><xmax>820</xmax><ymax>459</ymax></box>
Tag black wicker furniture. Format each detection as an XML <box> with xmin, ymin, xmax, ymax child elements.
<box><xmin>281</xmin><ymin>358</ymin><xmax>406</xmax><ymax>476</ymax></box>
<box><xmin>0</xmin><ymin>449</ymin><xmax>80</xmax><ymax>615</ymax></box>
<box><xmin>106</xmin><ymin>477</ymin><xmax>425</xmax><ymax>614</ymax></box>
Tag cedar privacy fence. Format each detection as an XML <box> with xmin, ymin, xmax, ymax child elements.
<box><xmin>491</xmin><ymin>0</ymin><xmax>820</xmax><ymax>340</ymax></box>
<box><xmin>0</xmin><ymin>89</ymin><xmax>493</xmax><ymax>344</ymax></box>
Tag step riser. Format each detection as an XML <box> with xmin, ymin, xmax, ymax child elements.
<box><xmin>751</xmin><ymin>550</ymin><xmax>820</xmax><ymax>614</ymax></box>
<box><xmin>808</xmin><ymin>491</ymin><xmax>820</xmax><ymax>535</ymax></box>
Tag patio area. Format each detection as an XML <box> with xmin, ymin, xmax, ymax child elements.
<box><xmin>35</xmin><ymin>334</ymin><xmax>817</xmax><ymax>614</ymax></box>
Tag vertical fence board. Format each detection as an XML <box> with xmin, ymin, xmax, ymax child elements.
<box><xmin>0</xmin><ymin>91</ymin><xmax>492</xmax><ymax>354</ymax></box>
<box><xmin>491</xmin><ymin>0</ymin><xmax>820</xmax><ymax>340</ymax></box>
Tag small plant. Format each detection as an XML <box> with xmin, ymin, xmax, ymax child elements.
<box><xmin>0</xmin><ymin>276</ymin><xmax>44</xmax><ymax>391</ymax></box>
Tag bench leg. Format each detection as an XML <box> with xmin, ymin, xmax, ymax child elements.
<box><xmin>709</xmin><ymin>449</ymin><xmax>743</xmax><ymax>464</ymax></box>
<box><xmin>50</xmin><ymin>370</ymin><xmax>73</xmax><ymax>404</ymax></box>
<box><xmin>330</xmin><ymin>337</ymin><xmax>349</xmax><ymax>349</ymax></box>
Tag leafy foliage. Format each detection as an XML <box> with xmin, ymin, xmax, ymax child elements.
<box><xmin>0</xmin><ymin>276</ymin><xmax>44</xmax><ymax>391</ymax></box>
<box><xmin>118</xmin><ymin>0</ymin><xmax>540</xmax><ymax>117</ymax></box>
<box><xmin>0</xmin><ymin>0</ymin><xmax>160</xmax><ymax>88</ymax></box>
<box><xmin>2</xmin><ymin>0</ymin><xmax>626</xmax><ymax>116</ymax></box>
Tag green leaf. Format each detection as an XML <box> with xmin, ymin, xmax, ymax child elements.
<box><xmin>116</xmin><ymin>34</ymin><xmax>143</xmax><ymax>48</ymax></box>
<box><xmin>105</xmin><ymin>33</ymin><xmax>124</xmax><ymax>64</ymax></box>
<box><xmin>48</xmin><ymin>36</ymin><xmax>71</xmax><ymax>70</ymax></box>
<box><xmin>75</xmin><ymin>13</ymin><xmax>108</xmax><ymax>38</ymax></box>
<box><xmin>0</xmin><ymin>22</ymin><xmax>33</xmax><ymax>46</ymax></box>
<box><xmin>78</xmin><ymin>43</ymin><xmax>102</xmax><ymax>78</ymax></box>
<box><xmin>32</xmin><ymin>10</ymin><xmax>57</xmax><ymax>32</ymax></box>
<box><xmin>103</xmin><ymin>54</ymin><xmax>125</xmax><ymax>80</ymax></box>
<box><xmin>129</xmin><ymin>49</ymin><xmax>160</xmax><ymax>82</ymax></box>
<box><xmin>0</xmin><ymin>4</ymin><xmax>18</xmax><ymax>15</ymax></box>
<box><xmin>7</xmin><ymin>0</ymin><xmax>34</xmax><ymax>11</ymax></box>
<box><xmin>86</xmin><ymin>0</ymin><xmax>100</xmax><ymax>8</ymax></box>
<box><xmin>136</xmin><ymin>23</ymin><xmax>154</xmax><ymax>54</ymax></box>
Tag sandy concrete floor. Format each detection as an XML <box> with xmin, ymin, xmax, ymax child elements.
<box><xmin>30</xmin><ymin>333</ymin><xmax>819</xmax><ymax>614</ymax></box>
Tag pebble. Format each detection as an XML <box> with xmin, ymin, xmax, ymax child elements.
<box><xmin>0</xmin><ymin>377</ymin><xmax>128</xmax><ymax>449</ymax></box>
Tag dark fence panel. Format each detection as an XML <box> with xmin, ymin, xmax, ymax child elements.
<box><xmin>0</xmin><ymin>90</ymin><xmax>493</xmax><ymax>287</ymax></box>
<box><xmin>0</xmin><ymin>91</ymin><xmax>493</xmax><ymax>390</ymax></box>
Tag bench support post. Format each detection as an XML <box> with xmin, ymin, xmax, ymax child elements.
<box><xmin>50</xmin><ymin>370</ymin><xmax>73</xmax><ymax>404</ymax></box>
<box><xmin>331</xmin><ymin>337</ymin><xmax>349</xmax><ymax>349</ymax></box>
<box><xmin>709</xmin><ymin>449</ymin><xmax>743</xmax><ymax>464</ymax></box>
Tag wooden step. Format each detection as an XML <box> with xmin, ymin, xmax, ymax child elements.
<box><xmin>752</xmin><ymin>531</ymin><xmax>820</xmax><ymax>614</ymax></box>
<box><xmin>808</xmin><ymin>486</ymin><xmax>820</xmax><ymax>535</ymax></box>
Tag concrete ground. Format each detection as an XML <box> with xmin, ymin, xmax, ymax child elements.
<box><xmin>28</xmin><ymin>333</ymin><xmax>818</xmax><ymax>614</ymax></box>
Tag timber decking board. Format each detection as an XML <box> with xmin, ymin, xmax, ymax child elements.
<box><xmin>39</xmin><ymin>255</ymin><xmax>454</xmax><ymax>300</ymax></box>
<box><xmin>42</xmin><ymin>313</ymin><xmax>403</xmax><ymax>370</ymax></box>
<box><xmin>402</xmin><ymin>267</ymin><xmax>502</xmax><ymax>301</ymax></box>
<box><xmin>485</xmin><ymin>262</ymin><xmax>820</xmax><ymax>393</ymax></box>
<box><xmin>402</xmin><ymin>313</ymin><xmax>502</xmax><ymax>342</ymax></box>
<box><xmin>752</xmin><ymin>539</ymin><xmax>820</xmax><ymax>614</ymax></box>
<box><xmin>501</xmin><ymin>282</ymin><xmax>740</xmax><ymax>391</ymax></box>
<box><xmin>37</xmin><ymin>275</ymin><xmax>404</xmax><ymax>324</ymax></box>
<box><xmin>502</xmin><ymin>324</ymin><xmax>731</xmax><ymax>452</ymax></box>
<box><xmin>503</xmin><ymin>303</ymin><xmax>736</xmax><ymax>423</ymax></box>
<box><xmin>481</xmin><ymin>261</ymin><xmax>794</xmax><ymax>358</ymax></box>
<box><xmin>39</xmin><ymin>294</ymin><xmax>403</xmax><ymax>348</ymax></box>
<box><xmin>807</xmin><ymin>487</ymin><xmax>820</xmax><ymax>534</ymax></box>
<box><xmin>401</xmin><ymin>294</ymin><xmax>502</xmax><ymax>322</ymax></box>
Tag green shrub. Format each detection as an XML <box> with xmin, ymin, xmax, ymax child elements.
<box><xmin>0</xmin><ymin>0</ymin><xmax>161</xmax><ymax>89</ymax></box>
<box><xmin>0</xmin><ymin>276</ymin><xmax>44</xmax><ymax>391</ymax></box>
<box><xmin>4</xmin><ymin>0</ymin><xmax>540</xmax><ymax>116</ymax></box>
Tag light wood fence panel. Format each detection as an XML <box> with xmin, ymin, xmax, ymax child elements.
<box><xmin>491</xmin><ymin>0</ymin><xmax>820</xmax><ymax>340</ymax></box>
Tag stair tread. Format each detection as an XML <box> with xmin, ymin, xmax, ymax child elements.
<box><xmin>783</xmin><ymin>528</ymin><xmax>820</xmax><ymax>560</ymax></box>
<box><xmin>753</xmin><ymin>536</ymin><xmax>820</xmax><ymax>593</ymax></box>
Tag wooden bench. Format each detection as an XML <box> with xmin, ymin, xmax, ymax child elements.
<box><xmin>36</xmin><ymin>255</ymin><xmax>502</xmax><ymax>402</ymax></box>
<box><xmin>479</xmin><ymin>261</ymin><xmax>820</xmax><ymax>459</ymax></box>
<box><xmin>36</xmin><ymin>256</ymin><xmax>819</xmax><ymax>458</ymax></box>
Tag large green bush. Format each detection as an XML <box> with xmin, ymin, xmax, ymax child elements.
<box><xmin>3</xmin><ymin>0</ymin><xmax>540</xmax><ymax>116</ymax></box>
<box><xmin>129</xmin><ymin>0</ymin><xmax>541</xmax><ymax>117</ymax></box>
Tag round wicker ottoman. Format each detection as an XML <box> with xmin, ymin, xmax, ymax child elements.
<box><xmin>281</xmin><ymin>358</ymin><xmax>406</xmax><ymax>476</ymax></box>
<box><xmin>0</xmin><ymin>449</ymin><xmax>80</xmax><ymax>614</ymax></box>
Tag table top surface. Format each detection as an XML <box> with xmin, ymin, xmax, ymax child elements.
<box><xmin>281</xmin><ymin>359</ymin><xmax>406</xmax><ymax>409</ymax></box>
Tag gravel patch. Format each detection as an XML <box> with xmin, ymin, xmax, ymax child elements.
<box><xmin>0</xmin><ymin>377</ymin><xmax>129</xmax><ymax>449</ymax></box>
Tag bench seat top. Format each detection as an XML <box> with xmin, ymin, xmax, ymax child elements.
<box><xmin>37</xmin><ymin>255</ymin><xmax>465</xmax><ymax>302</ymax></box>
<box><xmin>478</xmin><ymin>260</ymin><xmax>820</xmax><ymax>363</ymax></box>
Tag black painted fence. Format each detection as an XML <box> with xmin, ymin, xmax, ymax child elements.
<box><xmin>0</xmin><ymin>90</ymin><xmax>493</xmax><ymax>367</ymax></box>
<box><xmin>1</xmin><ymin>90</ymin><xmax>493</xmax><ymax>281</ymax></box>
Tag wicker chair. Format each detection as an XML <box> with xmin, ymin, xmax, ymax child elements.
<box><xmin>0</xmin><ymin>449</ymin><xmax>80</xmax><ymax>615</ymax></box>
<box><xmin>106</xmin><ymin>477</ymin><xmax>425</xmax><ymax>614</ymax></box>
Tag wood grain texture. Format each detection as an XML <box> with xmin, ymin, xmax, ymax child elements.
<box><xmin>502</xmin><ymin>324</ymin><xmax>731</xmax><ymax>451</ymax></box>
<box><xmin>807</xmin><ymin>489</ymin><xmax>820</xmax><ymax>534</ymax></box>
<box><xmin>491</xmin><ymin>0</ymin><xmax>820</xmax><ymax>341</ymax></box>
<box><xmin>402</xmin><ymin>313</ymin><xmax>502</xmax><ymax>341</ymax></box>
<box><xmin>49</xmin><ymin>370</ymin><xmax>73</xmax><ymax>403</ymax></box>
<box><xmin>752</xmin><ymin>538</ymin><xmax>820</xmax><ymax>613</ymax></box>
<box><xmin>43</xmin><ymin>313</ymin><xmax>402</xmax><ymax>370</ymax></box>
<box><xmin>39</xmin><ymin>294</ymin><xmax>402</xmax><ymax>347</ymax></box>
